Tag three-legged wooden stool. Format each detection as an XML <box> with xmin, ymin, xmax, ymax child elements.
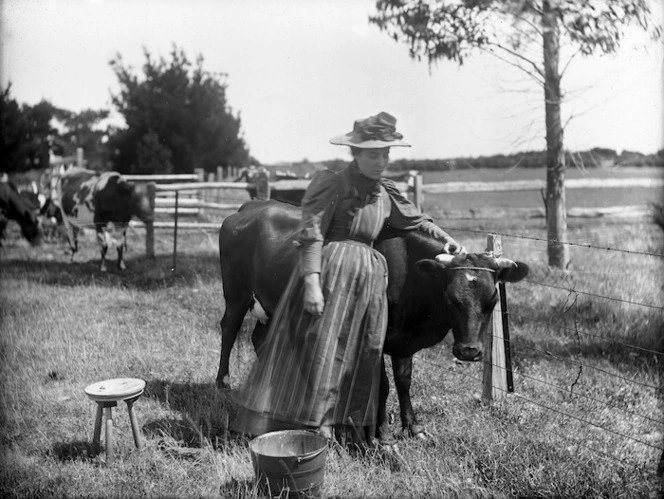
<box><xmin>84</xmin><ymin>378</ymin><xmax>146</xmax><ymax>465</ymax></box>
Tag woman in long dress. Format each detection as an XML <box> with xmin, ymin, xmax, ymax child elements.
<box><xmin>234</xmin><ymin>112</ymin><xmax>464</xmax><ymax>445</ymax></box>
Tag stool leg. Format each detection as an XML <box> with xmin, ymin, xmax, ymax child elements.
<box><xmin>104</xmin><ymin>406</ymin><xmax>114</xmax><ymax>465</ymax></box>
<box><xmin>126</xmin><ymin>399</ymin><xmax>142</xmax><ymax>449</ymax></box>
<box><xmin>92</xmin><ymin>403</ymin><xmax>103</xmax><ymax>452</ymax></box>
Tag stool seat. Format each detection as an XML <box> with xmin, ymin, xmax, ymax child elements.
<box><xmin>84</xmin><ymin>377</ymin><xmax>146</xmax><ymax>465</ymax></box>
<box><xmin>85</xmin><ymin>378</ymin><xmax>145</xmax><ymax>402</ymax></box>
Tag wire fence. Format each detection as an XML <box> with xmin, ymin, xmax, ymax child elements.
<box><xmin>410</xmin><ymin>223</ymin><xmax>663</xmax><ymax>473</ymax></box>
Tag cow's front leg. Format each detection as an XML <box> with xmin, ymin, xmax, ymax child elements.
<box><xmin>96</xmin><ymin>227</ymin><xmax>109</xmax><ymax>272</ymax></box>
<box><xmin>117</xmin><ymin>226</ymin><xmax>128</xmax><ymax>270</ymax></box>
<box><xmin>392</xmin><ymin>355</ymin><xmax>426</xmax><ymax>439</ymax></box>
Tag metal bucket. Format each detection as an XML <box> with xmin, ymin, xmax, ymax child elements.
<box><xmin>249</xmin><ymin>430</ymin><xmax>328</xmax><ymax>498</ymax></box>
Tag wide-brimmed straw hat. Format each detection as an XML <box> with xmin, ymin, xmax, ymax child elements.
<box><xmin>330</xmin><ymin>111</ymin><xmax>411</xmax><ymax>148</ymax></box>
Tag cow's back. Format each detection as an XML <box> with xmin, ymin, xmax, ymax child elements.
<box><xmin>59</xmin><ymin>169</ymin><xmax>98</xmax><ymax>215</ymax></box>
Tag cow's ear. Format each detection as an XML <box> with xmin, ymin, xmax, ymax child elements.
<box><xmin>415</xmin><ymin>259</ymin><xmax>445</xmax><ymax>280</ymax></box>
<box><xmin>497</xmin><ymin>261</ymin><xmax>529</xmax><ymax>283</ymax></box>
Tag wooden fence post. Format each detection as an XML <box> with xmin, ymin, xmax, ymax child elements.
<box><xmin>412</xmin><ymin>174</ymin><xmax>423</xmax><ymax>212</ymax></box>
<box><xmin>482</xmin><ymin>234</ymin><xmax>510</xmax><ymax>404</ymax></box>
<box><xmin>145</xmin><ymin>182</ymin><xmax>155</xmax><ymax>258</ymax></box>
<box><xmin>172</xmin><ymin>190</ymin><xmax>179</xmax><ymax>272</ymax></box>
<box><xmin>76</xmin><ymin>148</ymin><xmax>84</xmax><ymax>169</ymax></box>
<box><xmin>255</xmin><ymin>168</ymin><xmax>270</xmax><ymax>200</ymax></box>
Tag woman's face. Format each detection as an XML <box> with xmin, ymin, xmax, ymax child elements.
<box><xmin>355</xmin><ymin>147</ymin><xmax>390</xmax><ymax>180</ymax></box>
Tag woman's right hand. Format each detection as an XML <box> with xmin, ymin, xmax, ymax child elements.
<box><xmin>303</xmin><ymin>273</ymin><xmax>324</xmax><ymax>316</ymax></box>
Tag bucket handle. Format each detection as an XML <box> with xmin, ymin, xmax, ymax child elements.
<box><xmin>276</xmin><ymin>445</ymin><xmax>326</xmax><ymax>496</ymax></box>
<box><xmin>277</xmin><ymin>458</ymin><xmax>300</xmax><ymax>495</ymax></box>
<box><xmin>295</xmin><ymin>445</ymin><xmax>326</xmax><ymax>464</ymax></box>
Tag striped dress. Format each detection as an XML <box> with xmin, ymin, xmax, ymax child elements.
<box><xmin>234</xmin><ymin>162</ymin><xmax>453</xmax><ymax>439</ymax></box>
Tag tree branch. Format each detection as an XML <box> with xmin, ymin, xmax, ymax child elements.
<box><xmin>486</xmin><ymin>40</ymin><xmax>545</xmax><ymax>79</ymax></box>
<box><xmin>559</xmin><ymin>47</ymin><xmax>582</xmax><ymax>79</ymax></box>
<box><xmin>481</xmin><ymin>46</ymin><xmax>545</xmax><ymax>87</ymax></box>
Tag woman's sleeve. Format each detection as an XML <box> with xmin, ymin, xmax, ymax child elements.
<box><xmin>381</xmin><ymin>178</ymin><xmax>454</xmax><ymax>243</ymax></box>
<box><xmin>297</xmin><ymin>169</ymin><xmax>339</xmax><ymax>276</ymax></box>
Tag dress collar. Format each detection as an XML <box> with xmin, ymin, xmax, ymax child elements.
<box><xmin>347</xmin><ymin>160</ymin><xmax>382</xmax><ymax>199</ymax></box>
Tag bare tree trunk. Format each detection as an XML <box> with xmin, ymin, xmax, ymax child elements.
<box><xmin>542</xmin><ymin>0</ymin><xmax>569</xmax><ymax>269</ymax></box>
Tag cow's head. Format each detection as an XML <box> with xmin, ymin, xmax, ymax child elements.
<box><xmin>1</xmin><ymin>183</ymin><xmax>42</xmax><ymax>245</ymax></box>
<box><xmin>120</xmin><ymin>180</ymin><xmax>154</xmax><ymax>224</ymax></box>
<box><xmin>415</xmin><ymin>252</ymin><xmax>529</xmax><ymax>362</ymax></box>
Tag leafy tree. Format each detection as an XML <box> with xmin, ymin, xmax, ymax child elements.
<box><xmin>1</xmin><ymin>84</ymin><xmax>29</xmax><ymax>172</ymax></box>
<box><xmin>108</xmin><ymin>46</ymin><xmax>250</xmax><ymax>175</ymax></box>
<box><xmin>53</xmin><ymin>108</ymin><xmax>111</xmax><ymax>171</ymax></box>
<box><xmin>370</xmin><ymin>0</ymin><xmax>661</xmax><ymax>268</ymax></box>
<box><xmin>0</xmin><ymin>84</ymin><xmax>57</xmax><ymax>173</ymax></box>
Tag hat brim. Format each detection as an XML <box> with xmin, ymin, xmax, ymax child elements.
<box><xmin>330</xmin><ymin>133</ymin><xmax>411</xmax><ymax>148</ymax></box>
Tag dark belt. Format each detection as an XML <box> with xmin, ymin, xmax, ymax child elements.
<box><xmin>325</xmin><ymin>236</ymin><xmax>373</xmax><ymax>248</ymax></box>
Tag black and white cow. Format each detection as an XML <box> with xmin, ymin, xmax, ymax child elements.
<box><xmin>58</xmin><ymin>169</ymin><xmax>153</xmax><ymax>271</ymax></box>
<box><xmin>217</xmin><ymin>199</ymin><xmax>529</xmax><ymax>441</ymax></box>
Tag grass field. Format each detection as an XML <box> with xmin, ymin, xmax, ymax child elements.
<box><xmin>1</xmin><ymin>177</ymin><xmax>663</xmax><ymax>498</ymax></box>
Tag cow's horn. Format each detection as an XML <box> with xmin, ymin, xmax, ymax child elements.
<box><xmin>435</xmin><ymin>254</ymin><xmax>456</xmax><ymax>264</ymax></box>
<box><xmin>495</xmin><ymin>257</ymin><xmax>517</xmax><ymax>269</ymax></box>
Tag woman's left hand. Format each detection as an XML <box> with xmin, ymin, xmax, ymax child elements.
<box><xmin>303</xmin><ymin>273</ymin><xmax>325</xmax><ymax>316</ymax></box>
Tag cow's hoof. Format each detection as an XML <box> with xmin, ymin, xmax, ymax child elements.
<box><xmin>216</xmin><ymin>376</ymin><xmax>231</xmax><ymax>390</ymax></box>
<box><xmin>409</xmin><ymin>424</ymin><xmax>427</xmax><ymax>439</ymax></box>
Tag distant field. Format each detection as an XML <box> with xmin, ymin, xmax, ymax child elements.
<box><xmin>410</xmin><ymin>166</ymin><xmax>664</xmax><ymax>214</ymax></box>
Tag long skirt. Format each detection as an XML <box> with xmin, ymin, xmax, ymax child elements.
<box><xmin>233</xmin><ymin>240</ymin><xmax>388</xmax><ymax>438</ymax></box>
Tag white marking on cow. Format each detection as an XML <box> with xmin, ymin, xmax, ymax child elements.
<box><xmin>465</xmin><ymin>273</ymin><xmax>478</xmax><ymax>282</ymax></box>
<box><xmin>250</xmin><ymin>294</ymin><xmax>269</xmax><ymax>324</ymax></box>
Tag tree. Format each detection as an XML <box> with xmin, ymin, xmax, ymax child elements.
<box><xmin>0</xmin><ymin>84</ymin><xmax>58</xmax><ymax>173</ymax></box>
<box><xmin>108</xmin><ymin>46</ymin><xmax>250</xmax><ymax>175</ymax></box>
<box><xmin>370</xmin><ymin>0</ymin><xmax>661</xmax><ymax>268</ymax></box>
<box><xmin>53</xmin><ymin>108</ymin><xmax>111</xmax><ymax>171</ymax></box>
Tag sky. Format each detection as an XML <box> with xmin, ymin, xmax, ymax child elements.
<box><xmin>1</xmin><ymin>0</ymin><xmax>662</xmax><ymax>165</ymax></box>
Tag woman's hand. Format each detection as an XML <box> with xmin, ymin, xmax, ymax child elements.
<box><xmin>443</xmin><ymin>237</ymin><xmax>467</xmax><ymax>255</ymax></box>
<box><xmin>303</xmin><ymin>273</ymin><xmax>324</xmax><ymax>316</ymax></box>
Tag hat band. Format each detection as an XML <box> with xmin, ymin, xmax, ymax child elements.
<box><xmin>357</xmin><ymin>124</ymin><xmax>403</xmax><ymax>142</ymax></box>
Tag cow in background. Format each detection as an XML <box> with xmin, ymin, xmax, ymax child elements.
<box><xmin>0</xmin><ymin>181</ymin><xmax>42</xmax><ymax>246</ymax></box>
<box><xmin>236</xmin><ymin>166</ymin><xmax>307</xmax><ymax>206</ymax></box>
<box><xmin>58</xmin><ymin>169</ymin><xmax>153</xmax><ymax>271</ymax></box>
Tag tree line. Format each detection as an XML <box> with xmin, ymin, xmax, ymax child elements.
<box><xmin>382</xmin><ymin>147</ymin><xmax>664</xmax><ymax>173</ymax></box>
<box><xmin>1</xmin><ymin>46</ymin><xmax>252</xmax><ymax>175</ymax></box>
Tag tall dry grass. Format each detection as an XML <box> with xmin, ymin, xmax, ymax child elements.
<box><xmin>0</xmin><ymin>214</ymin><xmax>662</xmax><ymax>498</ymax></box>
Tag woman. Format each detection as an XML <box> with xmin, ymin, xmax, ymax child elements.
<box><xmin>234</xmin><ymin>112</ymin><xmax>464</xmax><ymax>445</ymax></box>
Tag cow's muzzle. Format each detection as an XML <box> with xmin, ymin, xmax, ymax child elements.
<box><xmin>452</xmin><ymin>344</ymin><xmax>482</xmax><ymax>362</ymax></box>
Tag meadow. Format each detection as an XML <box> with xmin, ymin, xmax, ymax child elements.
<box><xmin>0</xmin><ymin>170</ymin><xmax>663</xmax><ymax>498</ymax></box>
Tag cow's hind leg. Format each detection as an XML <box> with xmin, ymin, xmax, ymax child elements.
<box><xmin>217</xmin><ymin>292</ymin><xmax>252</xmax><ymax>389</ymax></box>
<box><xmin>117</xmin><ymin>225</ymin><xmax>128</xmax><ymax>270</ymax></box>
<box><xmin>251</xmin><ymin>320</ymin><xmax>270</xmax><ymax>354</ymax></box>
<box><xmin>375</xmin><ymin>356</ymin><xmax>396</xmax><ymax>445</ymax></box>
<box><xmin>392</xmin><ymin>355</ymin><xmax>426</xmax><ymax>439</ymax></box>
